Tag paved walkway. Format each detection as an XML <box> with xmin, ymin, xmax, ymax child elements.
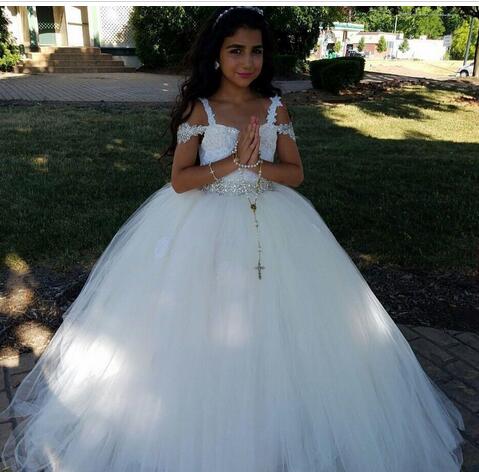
<box><xmin>0</xmin><ymin>324</ymin><xmax>478</xmax><ymax>471</ymax></box>
<box><xmin>1</xmin><ymin>70</ymin><xmax>475</xmax><ymax>104</ymax></box>
<box><xmin>0</xmin><ymin>71</ymin><xmax>311</xmax><ymax>103</ymax></box>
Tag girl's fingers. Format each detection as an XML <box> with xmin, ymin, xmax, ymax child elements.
<box><xmin>253</xmin><ymin>134</ymin><xmax>260</xmax><ymax>155</ymax></box>
<box><xmin>239</xmin><ymin>120</ymin><xmax>260</xmax><ymax>163</ymax></box>
<box><xmin>249</xmin><ymin>127</ymin><xmax>258</xmax><ymax>149</ymax></box>
<box><xmin>246</xmin><ymin>129</ymin><xmax>259</xmax><ymax>163</ymax></box>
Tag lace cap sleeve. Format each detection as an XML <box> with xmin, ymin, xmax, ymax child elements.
<box><xmin>277</xmin><ymin>122</ymin><xmax>296</xmax><ymax>142</ymax></box>
<box><xmin>177</xmin><ymin>122</ymin><xmax>207</xmax><ymax>144</ymax></box>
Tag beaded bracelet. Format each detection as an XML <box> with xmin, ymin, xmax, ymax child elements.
<box><xmin>232</xmin><ymin>140</ymin><xmax>262</xmax><ymax>168</ymax></box>
<box><xmin>233</xmin><ymin>153</ymin><xmax>262</xmax><ymax>168</ymax></box>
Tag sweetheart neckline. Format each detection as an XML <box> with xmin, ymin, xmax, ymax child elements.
<box><xmin>205</xmin><ymin>122</ymin><xmax>274</xmax><ymax>133</ymax></box>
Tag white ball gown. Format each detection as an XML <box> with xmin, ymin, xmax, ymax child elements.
<box><xmin>0</xmin><ymin>95</ymin><xmax>466</xmax><ymax>472</ymax></box>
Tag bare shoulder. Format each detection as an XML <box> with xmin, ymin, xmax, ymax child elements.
<box><xmin>181</xmin><ymin>99</ymin><xmax>208</xmax><ymax>126</ymax></box>
<box><xmin>276</xmin><ymin>99</ymin><xmax>292</xmax><ymax>124</ymax></box>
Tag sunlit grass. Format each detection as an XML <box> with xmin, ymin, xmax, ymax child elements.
<box><xmin>1</xmin><ymin>86</ymin><xmax>478</xmax><ymax>274</ymax></box>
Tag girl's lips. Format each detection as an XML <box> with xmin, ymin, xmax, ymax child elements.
<box><xmin>238</xmin><ymin>72</ymin><xmax>253</xmax><ymax>77</ymax></box>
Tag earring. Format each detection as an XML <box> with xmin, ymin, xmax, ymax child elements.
<box><xmin>214</xmin><ymin>60</ymin><xmax>220</xmax><ymax>70</ymax></box>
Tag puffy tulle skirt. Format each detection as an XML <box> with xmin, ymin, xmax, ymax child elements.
<box><xmin>0</xmin><ymin>181</ymin><xmax>465</xmax><ymax>472</ymax></box>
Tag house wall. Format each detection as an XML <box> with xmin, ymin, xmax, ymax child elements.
<box><xmin>350</xmin><ymin>33</ymin><xmax>447</xmax><ymax>60</ymax></box>
<box><xmin>4</xmin><ymin>5</ymin><xmax>141</xmax><ymax>67</ymax></box>
<box><xmin>395</xmin><ymin>39</ymin><xmax>447</xmax><ymax>61</ymax></box>
<box><xmin>52</xmin><ymin>6</ymin><xmax>67</xmax><ymax>46</ymax></box>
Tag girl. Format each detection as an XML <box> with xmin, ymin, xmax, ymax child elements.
<box><xmin>0</xmin><ymin>6</ymin><xmax>465</xmax><ymax>472</ymax></box>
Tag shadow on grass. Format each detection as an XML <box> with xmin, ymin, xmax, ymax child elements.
<box><xmin>0</xmin><ymin>90</ymin><xmax>478</xmax><ymax>351</ymax></box>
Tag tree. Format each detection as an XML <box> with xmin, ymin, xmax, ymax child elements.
<box><xmin>353</xmin><ymin>6</ymin><xmax>452</xmax><ymax>40</ymax></box>
<box><xmin>0</xmin><ymin>6</ymin><xmax>11</xmax><ymax>43</ymax></box>
<box><xmin>442</xmin><ymin>6</ymin><xmax>464</xmax><ymax>35</ymax></box>
<box><xmin>396</xmin><ymin>6</ymin><xmax>445</xmax><ymax>39</ymax></box>
<box><xmin>265</xmin><ymin>6</ymin><xmax>345</xmax><ymax>58</ymax></box>
<box><xmin>132</xmin><ymin>6</ymin><xmax>347</xmax><ymax>68</ymax></box>
<box><xmin>357</xmin><ymin>36</ymin><xmax>365</xmax><ymax>52</ymax></box>
<box><xmin>399</xmin><ymin>38</ymin><xmax>409</xmax><ymax>53</ymax></box>
<box><xmin>414</xmin><ymin>7</ymin><xmax>445</xmax><ymax>39</ymax></box>
<box><xmin>354</xmin><ymin>7</ymin><xmax>394</xmax><ymax>32</ymax></box>
<box><xmin>377</xmin><ymin>35</ymin><xmax>387</xmax><ymax>53</ymax></box>
<box><xmin>0</xmin><ymin>6</ymin><xmax>21</xmax><ymax>72</ymax></box>
<box><xmin>458</xmin><ymin>7</ymin><xmax>479</xmax><ymax>77</ymax></box>
<box><xmin>333</xmin><ymin>40</ymin><xmax>342</xmax><ymax>54</ymax></box>
<box><xmin>132</xmin><ymin>6</ymin><xmax>213</xmax><ymax>67</ymax></box>
<box><xmin>450</xmin><ymin>18</ymin><xmax>478</xmax><ymax>61</ymax></box>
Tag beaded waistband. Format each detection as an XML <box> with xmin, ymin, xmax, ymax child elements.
<box><xmin>201</xmin><ymin>178</ymin><xmax>273</xmax><ymax>196</ymax></box>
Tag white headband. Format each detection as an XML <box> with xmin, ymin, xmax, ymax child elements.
<box><xmin>213</xmin><ymin>6</ymin><xmax>264</xmax><ymax>29</ymax></box>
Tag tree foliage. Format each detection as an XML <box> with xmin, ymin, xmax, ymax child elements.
<box><xmin>354</xmin><ymin>6</ymin><xmax>394</xmax><ymax>32</ymax></box>
<box><xmin>132</xmin><ymin>6</ymin><xmax>346</xmax><ymax>68</ymax></box>
<box><xmin>131</xmin><ymin>6</ymin><xmax>215</xmax><ymax>68</ymax></box>
<box><xmin>442</xmin><ymin>7</ymin><xmax>464</xmax><ymax>35</ymax></box>
<box><xmin>0</xmin><ymin>6</ymin><xmax>21</xmax><ymax>71</ymax></box>
<box><xmin>357</xmin><ymin>36</ymin><xmax>365</xmax><ymax>52</ymax></box>
<box><xmin>399</xmin><ymin>7</ymin><xmax>445</xmax><ymax>39</ymax></box>
<box><xmin>377</xmin><ymin>35</ymin><xmax>387</xmax><ymax>53</ymax></box>
<box><xmin>450</xmin><ymin>18</ymin><xmax>478</xmax><ymax>60</ymax></box>
<box><xmin>353</xmin><ymin>6</ymin><xmax>446</xmax><ymax>39</ymax></box>
<box><xmin>457</xmin><ymin>7</ymin><xmax>479</xmax><ymax>77</ymax></box>
<box><xmin>399</xmin><ymin>38</ymin><xmax>409</xmax><ymax>53</ymax></box>
<box><xmin>264</xmin><ymin>6</ymin><xmax>345</xmax><ymax>58</ymax></box>
<box><xmin>0</xmin><ymin>6</ymin><xmax>11</xmax><ymax>43</ymax></box>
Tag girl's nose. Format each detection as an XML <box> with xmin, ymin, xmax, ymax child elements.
<box><xmin>243</xmin><ymin>55</ymin><xmax>254</xmax><ymax>67</ymax></box>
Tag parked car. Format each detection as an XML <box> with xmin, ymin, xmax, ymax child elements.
<box><xmin>346</xmin><ymin>50</ymin><xmax>365</xmax><ymax>58</ymax></box>
<box><xmin>456</xmin><ymin>62</ymin><xmax>475</xmax><ymax>77</ymax></box>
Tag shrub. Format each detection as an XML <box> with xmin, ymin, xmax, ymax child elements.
<box><xmin>0</xmin><ymin>7</ymin><xmax>21</xmax><ymax>71</ymax></box>
<box><xmin>377</xmin><ymin>35</ymin><xmax>387</xmax><ymax>53</ymax></box>
<box><xmin>343</xmin><ymin>56</ymin><xmax>366</xmax><ymax>76</ymax></box>
<box><xmin>0</xmin><ymin>41</ymin><xmax>20</xmax><ymax>72</ymax></box>
<box><xmin>310</xmin><ymin>56</ymin><xmax>365</xmax><ymax>90</ymax></box>
<box><xmin>309</xmin><ymin>58</ymin><xmax>335</xmax><ymax>88</ymax></box>
<box><xmin>320</xmin><ymin>60</ymin><xmax>362</xmax><ymax>94</ymax></box>
<box><xmin>358</xmin><ymin>37</ymin><xmax>365</xmax><ymax>52</ymax></box>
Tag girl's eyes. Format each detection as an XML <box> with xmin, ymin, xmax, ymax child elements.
<box><xmin>231</xmin><ymin>49</ymin><xmax>263</xmax><ymax>55</ymax></box>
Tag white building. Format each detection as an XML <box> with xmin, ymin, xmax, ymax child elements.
<box><xmin>3</xmin><ymin>5</ymin><xmax>141</xmax><ymax>68</ymax></box>
<box><xmin>313</xmin><ymin>22</ymin><xmax>449</xmax><ymax>61</ymax></box>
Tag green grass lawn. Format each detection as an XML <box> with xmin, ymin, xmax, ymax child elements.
<box><xmin>1</xmin><ymin>85</ymin><xmax>478</xmax><ymax>275</ymax></box>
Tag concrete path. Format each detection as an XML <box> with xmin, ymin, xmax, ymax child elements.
<box><xmin>0</xmin><ymin>71</ymin><xmax>311</xmax><ymax>103</ymax></box>
<box><xmin>0</xmin><ymin>324</ymin><xmax>478</xmax><ymax>471</ymax></box>
<box><xmin>1</xmin><ymin>70</ymin><xmax>475</xmax><ymax>104</ymax></box>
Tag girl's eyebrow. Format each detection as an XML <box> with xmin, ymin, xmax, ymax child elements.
<box><xmin>226</xmin><ymin>44</ymin><xmax>263</xmax><ymax>49</ymax></box>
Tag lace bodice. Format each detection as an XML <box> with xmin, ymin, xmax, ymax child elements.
<box><xmin>177</xmin><ymin>94</ymin><xmax>296</xmax><ymax>195</ymax></box>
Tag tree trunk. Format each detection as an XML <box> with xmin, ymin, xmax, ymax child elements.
<box><xmin>474</xmin><ymin>32</ymin><xmax>479</xmax><ymax>77</ymax></box>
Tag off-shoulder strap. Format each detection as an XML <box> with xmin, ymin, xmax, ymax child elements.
<box><xmin>277</xmin><ymin>123</ymin><xmax>296</xmax><ymax>142</ymax></box>
<box><xmin>266</xmin><ymin>95</ymin><xmax>283</xmax><ymax>125</ymax></box>
<box><xmin>198</xmin><ymin>97</ymin><xmax>216</xmax><ymax>125</ymax></box>
<box><xmin>177</xmin><ymin>122</ymin><xmax>207</xmax><ymax>144</ymax></box>
<box><xmin>268</xmin><ymin>94</ymin><xmax>296</xmax><ymax>141</ymax></box>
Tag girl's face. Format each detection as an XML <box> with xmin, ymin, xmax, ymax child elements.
<box><xmin>218</xmin><ymin>27</ymin><xmax>264</xmax><ymax>88</ymax></box>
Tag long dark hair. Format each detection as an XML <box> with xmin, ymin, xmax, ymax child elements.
<box><xmin>159</xmin><ymin>7</ymin><xmax>282</xmax><ymax>169</ymax></box>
